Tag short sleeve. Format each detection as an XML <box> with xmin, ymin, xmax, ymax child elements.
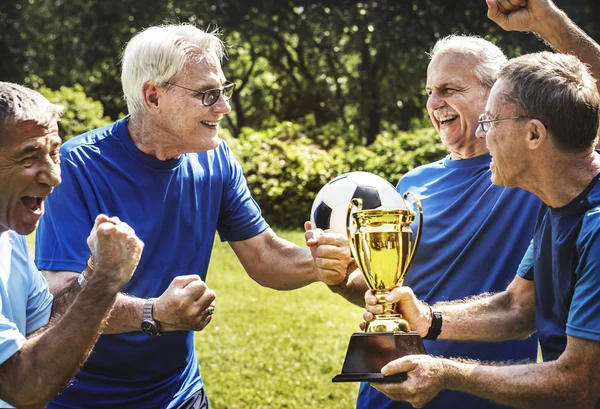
<box><xmin>0</xmin><ymin>314</ymin><xmax>25</xmax><ymax>366</ymax></box>
<box><xmin>517</xmin><ymin>240</ymin><xmax>534</xmax><ymax>280</ymax></box>
<box><xmin>24</xmin><ymin>249</ymin><xmax>53</xmax><ymax>335</ymax></box>
<box><xmin>567</xmin><ymin>210</ymin><xmax>600</xmax><ymax>342</ymax></box>
<box><xmin>216</xmin><ymin>144</ymin><xmax>269</xmax><ymax>242</ymax></box>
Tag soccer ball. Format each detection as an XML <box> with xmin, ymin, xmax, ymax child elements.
<box><xmin>310</xmin><ymin>171</ymin><xmax>405</xmax><ymax>234</ymax></box>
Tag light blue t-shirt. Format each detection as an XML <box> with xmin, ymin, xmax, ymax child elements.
<box><xmin>36</xmin><ymin>117</ymin><xmax>269</xmax><ymax>409</ymax></box>
<box><xmin>0</xmin><ymin>230</ymin><xmax>53</xmax><ymax>408</ymax></box>
<box><xmin>358</xmin><ymin>153</ymin><xmax>541</xmax><ymax>409</ymax></box>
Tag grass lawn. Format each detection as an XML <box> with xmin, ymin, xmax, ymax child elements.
<box><xmin>28</xmin><ymin>230</ymin><xmax>364</xmax><ymax>408</ymax></box>
<box><xmin>200</xmin><ymin>231</ymin><xmax>362</xmax><ymax>408</ymax></box>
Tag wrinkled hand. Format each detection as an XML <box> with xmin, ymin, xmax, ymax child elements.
<box><xmin>363</xmin><ymin>286</ymin><xmax>431</xmax><ymax>337</ymax></box>
<box><xmin>152</xmin><ymin>275</ymin><xmax>216</xmax><ymax>332</ymax></box>
<box><xmin>371</xmin><ymin>355</ymin><xmax>447</xmax><ymax>408</ymax></box>
<box><xmin>304</xmin><ymin>221</ymin><xmax>355</xmax><ymax>286</ymax></box>
<box><xmin>86</xmin><ymin>214</ymin><xmax>144</xmax><ymax>292</ymax></box>
<box><xmin>486</xmin><ymin>0</ymin><xmax>558</xmax><ymax>33</ymax></box>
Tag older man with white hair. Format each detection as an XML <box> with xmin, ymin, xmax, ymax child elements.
<box><xmin>35</xmin><ymin>24</ymin><xmax>348</xmax><ymax>409</ymax></box>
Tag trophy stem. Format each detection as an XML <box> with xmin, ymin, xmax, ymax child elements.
<box><xmin>374</xmin><ymin>291</ymin><xmax>398</xmax><ymax>316</ymax></box>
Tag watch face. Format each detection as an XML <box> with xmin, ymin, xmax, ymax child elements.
<box><xmin>141</xmin><ymin>320</ymin><xmax>160</xmax><ymax>337</ymax></box>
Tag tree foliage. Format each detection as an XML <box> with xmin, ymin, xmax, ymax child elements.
<box><xmin>2</xmin><ymin>0</ymin><xmax>598</xmax><ymax>144</ymax></box>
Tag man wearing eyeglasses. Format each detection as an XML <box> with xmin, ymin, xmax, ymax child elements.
<box><xmin>359</xmin><ymin>1</ymin><xmax>600</xmax><ymax>408</ymax></box>
<box><xmin>366</xmin><ymin>49</ymin><xmax>600</xmax><ymax>409</ymax></box>
<box><xmin>306</xmin><ymin>1</ymin><xmax>600</xmax><ymax>409</ymax></box>
<box><xmin>34</xmin><ymin>25</ymin><xmax>349</xmax><ymax>409</ymax></box>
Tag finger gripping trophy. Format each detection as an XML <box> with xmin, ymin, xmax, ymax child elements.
<box><xmin>333</xmin><ymin>191</ymin><xmax>425</xmax><ymax>383</ymax></box>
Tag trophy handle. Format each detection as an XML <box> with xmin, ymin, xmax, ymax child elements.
<box><xmin>346</xmin><ymin>197</ymin><xmax>363</xmax><ymax>259</ymax></box>
<box><xmin>402</xmin><ymin>191</ymin><xmax>423</xmax><ymax>270</ymax></box>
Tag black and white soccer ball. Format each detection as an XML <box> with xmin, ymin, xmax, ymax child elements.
<box><xmin>310</xmin><ymin>171</ymin><xmax>405</xmax><ymax>234</ymax></box>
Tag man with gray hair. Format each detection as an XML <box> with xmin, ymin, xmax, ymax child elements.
<box><xmin>308</xmin><ymin>1</ymin><xmax>600</xmax><ymax>408</ymax></box>
<box><xmin>368</xmin><ymin>49</ymin><xmax>600</xmax><ymax>409</ymax></box>
<box><xmin>0</xmin><ymin>82</ymin><xmax>143</xmax><ymax>408</ymax></box>
<box><xmin>351</xmin><ymin>29</ymin><xmax>541</xmax><ymax>409</ymax></box>
<box><xmin>35</xmin><ymin>24</ymin><xmax>348</xmax><ymax>409</ymax></box>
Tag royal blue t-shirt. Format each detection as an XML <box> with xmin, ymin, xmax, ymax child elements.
<box><xmin>358</xmin><ymin>154</ymin><xmax>540</xmax><ymax>409</ymax></box>
<box><xmin>35</xmin><ymin>117</ymin><xmax>269</xmax><ymax>409</ymax></box>
<box><xmin>518</xmin><ymin>172</ymin><xmax>600</xmax><ymax>363</ymax></box>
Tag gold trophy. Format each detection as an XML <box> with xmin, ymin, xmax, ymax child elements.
<box><xmin>332</xmin><ymin>192</ymin><xmax>424</xmax><ymax>383</ymax></box>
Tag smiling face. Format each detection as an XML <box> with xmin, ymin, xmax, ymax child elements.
<box><xmin>0</xmin><ymin>120</ymin><xmax>62</xmax><ymax>235</ymax></box>
<box><xmin>155</xmin><ymin>53</ymin><xmax>232</xmax><ymax>155</ymax></box>
<box><xmin>426</xmin><ymin>52</ymin><xmax>490</xmax><ymax>158</ymax></box>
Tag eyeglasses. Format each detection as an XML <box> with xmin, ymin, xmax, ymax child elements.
<box><xmin>165</xmin><ymin>81</ymin><xmax>236</xmax><ymax>106</ymax></box>
<box><xmin>478</xmin><ymin>114</ymin><xmax>529</xmax><ymax>133</ymax></box>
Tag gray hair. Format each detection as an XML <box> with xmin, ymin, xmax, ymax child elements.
<box><xmin>430</xmin><ymin>35</ymin><xmax>508</xmax><ymax>90</ymax></box>
<box><xmin>499</xmin><ymin>51</ymin><xmax>599</xmax><ymax>153</ymax></box>
<box><xmin>121</xmin><ymin>24</ymin><xmax>226</xmax><ymax>116</ymax></box>
<box><xmin>0</xmin><ymin>82</ymin><xmax>64</xmax><ymax>138</ymax></box>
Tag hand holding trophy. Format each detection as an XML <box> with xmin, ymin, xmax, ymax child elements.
<box><xmin>332</xmin><ymin>190</ymin><xmax>424</xmax><ymax>382</ymax></box>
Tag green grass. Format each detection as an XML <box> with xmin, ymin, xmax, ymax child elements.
<box><xmin>29</xmin><ymin>230</ymin><xmax>363</xmax><ymax>408</ymax></box>
<box><xmin>200</xmin><ymin>231</ymin><xmax>362</xmax><ymax>408</ymax></box>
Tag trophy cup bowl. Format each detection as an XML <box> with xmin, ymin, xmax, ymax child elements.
<box><xmin>332</xmin><ymin>192</ymin><xmax>425</xmax><ymax>383</ymax></box>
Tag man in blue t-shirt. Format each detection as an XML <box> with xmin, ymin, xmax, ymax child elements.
<box><xmin>0</xmin><ymin>83</ymin><xmax>143</xmax><ymax>408</ymax></box>
<box><xmin>35</xmin><ymin>25</ymin><xmax>348</xmax><ymax>409</ymax></box>
<box><xmin>364</xmin><ymin>7</ymin><xmax>600</xmax><ymax>408</ymax></box>
<box><xmin>307</xmin><ymin>1</ymin><xmax>600</xmax><ymax>409</ymax></box>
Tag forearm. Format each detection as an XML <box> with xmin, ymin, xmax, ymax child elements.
<box><xmin>435</xmin><ymin>288</ymin><xmax>535</xmax><ymax>342</ymax></box>
<box><xmin>444</xmin><ymin>359</ymin><xmax>594</xmax><ymax>408</ymax></box>
<box><xmin>236</xmin><ymin>234</ymin><xmax>318</xmax><ymax>290</ymax></box>
<box><xmin>328</xmin><ymin>269</ymin><xmax>369</xmax><ymax>307</ymax></box>
<box><xmin>535</xmin><ymin>7</ymin><xmax>600</xmax><ymax>83</ymax></box>
<box><xmin>0</xmin><ymin>283</ymin><xmax>116</xmax><ymax>408</ymax></box>
<box><xmin>45</xmin><ymin>270</ymin><xmax>145</xmax><ymax>334</ymax></box>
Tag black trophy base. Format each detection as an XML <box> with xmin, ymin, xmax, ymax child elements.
<box><xmin>332</xmin><ymin>331</ymin><xmax>426</xmax><ymax>383</ymax></box>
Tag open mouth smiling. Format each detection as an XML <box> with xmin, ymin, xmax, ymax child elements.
<box><xmin>21</xmin><ymin>196</ymin><xmax>45</xmax><ymax>213</ymax></box>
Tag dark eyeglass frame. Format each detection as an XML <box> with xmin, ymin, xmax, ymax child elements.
<box><xmin>478</xmin><ymin>114</ymin><xmax>529</xmax><ymax>133</ymax></box>
<box><xmin>165</xmin><ymin>81</ymin><xmax>236</xmax><ymax>106</ymax></box>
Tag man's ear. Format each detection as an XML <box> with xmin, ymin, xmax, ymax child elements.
<box><xmin>526</xmin><ymin>119</ymin><xmax>547</xmax><ymax>150</ymax></box>
<box><xmin>141</xmin><ymin>82</ymin><xmax>161</xmax><ymax>110</ymax></box>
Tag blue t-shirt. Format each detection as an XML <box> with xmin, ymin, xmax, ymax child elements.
<box><xmin>0</xmin><ymin>231</ymin><xmax>53</xmax><ymax>408</ymax></box>
<box><xmin>358</xmin><ymin>154</ymin><xmax>540</xmax><ymax>409</ymax></box>
<box><xmin>518</xmin><ymin>173</ymin><xmax>600</xmax><ymax>363</ymax></box>
<box><xmin>35</xmin><ymin>117</ymin><xmax>269</xmax><ymax>409</ymax></box>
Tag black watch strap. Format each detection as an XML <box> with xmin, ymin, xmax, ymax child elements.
<box><xmin>423</xmin><ymin>308</ymin><xmax>442</xmax><ymax>341</ymax></box>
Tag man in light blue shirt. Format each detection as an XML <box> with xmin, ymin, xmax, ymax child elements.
<box><xmin>0</xmin><ymin>82</ymin><xmax>144</xmax><ymax>408</ymax></box>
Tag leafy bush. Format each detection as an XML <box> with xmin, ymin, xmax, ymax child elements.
<box><xmin>37</xmin><ymin>84</ymin><xmax>113</xmax><ymax>141</ymax></box>
<box><xmin>227</xmin><ymin>122</ymin><xmax>448</xmax><ymax>229</ymax></box>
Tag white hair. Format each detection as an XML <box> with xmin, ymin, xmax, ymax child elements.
<box><xmin>430</xmin><ymin>35</ymin><xmax>507</xmax><ymax>90</ymax></box>
<box><xmin>0</xmin><ymin>82</ymin><xmax>64</xmax><ymax>137</ymax></box>
<box><xmin>121</xmin><ymin>24</ymin><xmax>226</xmax><ymax>116</ymax></box>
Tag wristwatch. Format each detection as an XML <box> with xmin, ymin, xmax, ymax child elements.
<box><xmin>141</xmin><ymin>298</ymin><xmax>162</xmax><ymax>337</ymax></box>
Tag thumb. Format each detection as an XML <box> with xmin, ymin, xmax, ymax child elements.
<box><xmin>170</xmin><ymin>274</ymin><xmax>203</xmax><ymax>289</ymax></box>
<box><xmin>381</xmin><ymin>356</ymin><xmax>417</xmax><ymax>376</ymax></box>
<box><xmin>304</xmin><ymin>221</ymin><xmax>312</xmax><ymax>232</ymax></box>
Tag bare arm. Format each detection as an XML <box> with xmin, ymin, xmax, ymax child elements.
<box><xmin>44</xmin><ymin>271</ymin><xmax>216</xmax><ymax>334</ymax></box>
<box><xmin>366</xmin><ymin>275</ymin><xmax>537</xmax><ymax>342</ymax></box>
<box><xmin>44</xmin><ymin>271</ymin><xmax>144</xmax><ymax>334</ymax></box>
<box><xmin>434</xmin><ymin>275</ymin><xmax>536</xmax><ymax>341</ymax></box>
<box><xmin>488</xmin><ymin>0</ymin><xmax>600</xmax><ymax>86</ymax></box>
<box><xmin>0</xmin><ymin>216</ymin><xmax>142</xmax><ymax>408</ymax></box>
<box><xmin>373</xmin><ymin>335</ymin><xmax>600</xmax><ymax>408</ymax></box>
<box><xmin>0</xmin><ymin>278</ymin><xmax>118</xmax><ymax>409</ymax></box>
<box><xmin>443</xmin><ymin>336</ymin><xmax>600</xmax><ymax>408</ymax></box>
<box><xmin>229</xmin><ymin>228</ymin><xmax>317</xmax><ymax>290</ymax></box>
